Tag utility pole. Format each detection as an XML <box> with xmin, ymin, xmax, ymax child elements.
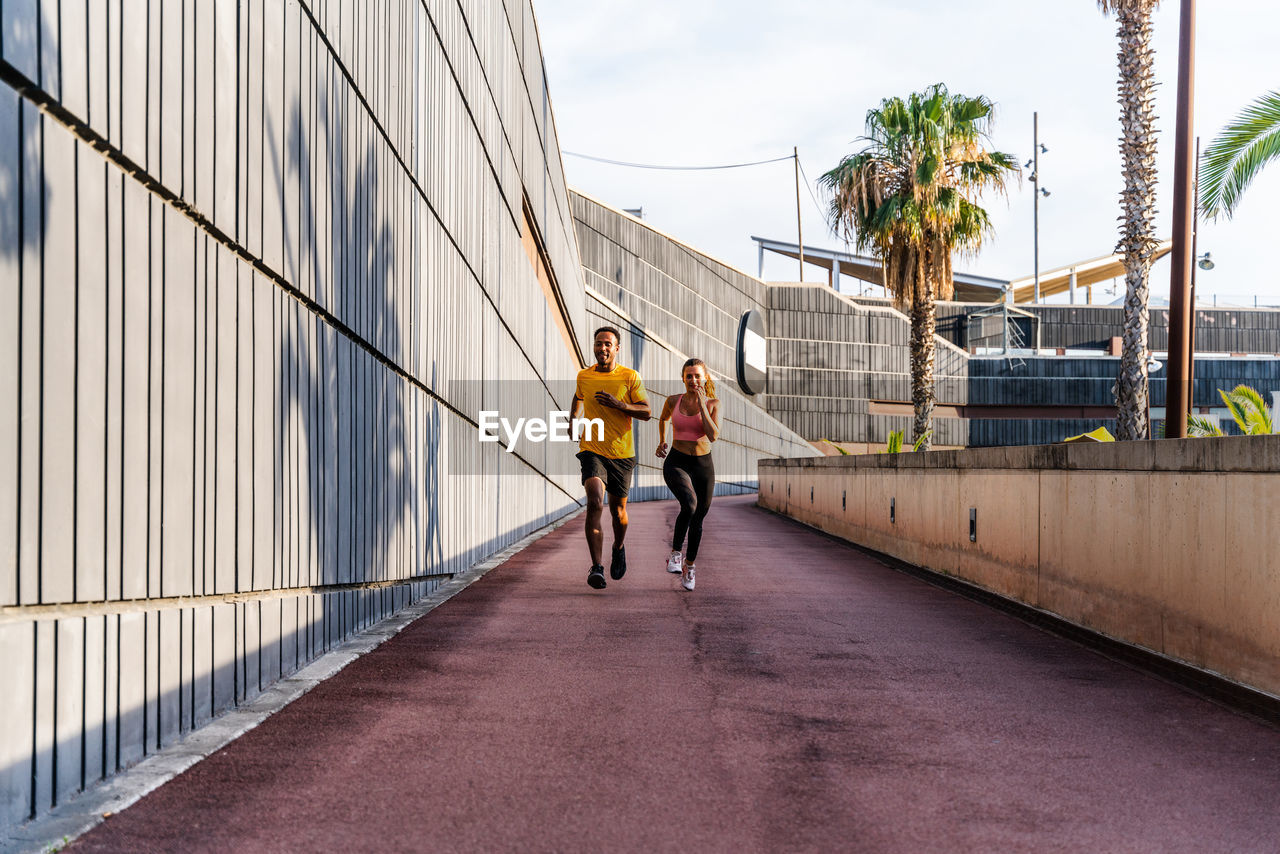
<box><xmin>1165</xmin><ymin>0</ymin><xmax>1196</xmax><ymax>438</ymax></box>
<box><xmin>1189</xmin><ymin>135</ymin><xmax>1200</xmax><ymax>415</ymax></box>
<box><xmin>1033</xmin><ymin>113</ymin><xmax>1040</xmax><ymax>303</ymax></box>
<box><xmin>794</xmin><ymin>147</ymin><xmax>805</xmax><ymax>282</ymax></box>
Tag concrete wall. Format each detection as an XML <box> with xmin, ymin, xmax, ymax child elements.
<box><xmin>0</xmin><ymin>0</ymin><xmax>587</xmax><ymax>830</ymax></box>
<box><xmin>759</xmin><ymin>436</ymin><xmax>1280</xmax><ymax>699</ymax></box>
<box><xmin>571</xmin><ymin>189</ymin><xmax>767</xmax><ymax>384</ymax></box>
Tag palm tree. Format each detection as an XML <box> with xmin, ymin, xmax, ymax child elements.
<box><xmin>1200</xmin><ymin>90</ymin><xmax>1280</xmax><ymax>219</ymax></box>
<box><xmin>821</xmin><ymin>84</ymin><xmax>1017</xmax><ymax>450</ymax></box>
<box><xmin>1098</xmin><ymin>0</ymin><xmax>1163</xmax><ymax>440</ymax></box>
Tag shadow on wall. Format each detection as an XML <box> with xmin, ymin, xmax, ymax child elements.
<box><xmin>273</xmin><ymin>87</ymin><xmax>442</xmax><ymax>590</ymax></box>
<box><xmin>0</xmin><ymin>20</ymin><xmax>47</xmax><ymax>262</ymax></box>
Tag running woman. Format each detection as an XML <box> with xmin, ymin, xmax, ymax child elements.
<box><xmin>655</xmin><ymin>358</ymin><xmax>720</xmax><ymax>591</ymax></box>
<box><xmin>570</xmin><ymin>327</ymin><xmax>651</xmax><ymax>590</ymax></box>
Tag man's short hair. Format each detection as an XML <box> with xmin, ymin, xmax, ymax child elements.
<box><xmin>593</xmin><ymin>326</ymin><xmax>622</xmax><ymax>344</ymax></box>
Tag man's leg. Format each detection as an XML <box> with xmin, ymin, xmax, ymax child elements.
<box><xmin>608</xmin><ymin>493</ymin><xmax>629</xmax><ymax>547</ymax></box>
<box><xmin>584</xmin><ymin>477</ymin><xmax>606</xmax><ymax>567</ymax></box>
<box><xmin>607</xmin><ymin>492</ymin><xmax>630</xmax><ymax>580</ymax></box>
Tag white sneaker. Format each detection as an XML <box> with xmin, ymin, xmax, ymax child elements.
<box><xmin>666</xmin><ymin>551</ymin><xmax>683</xmax><ymax>574</ymax></box>
<box><xmin>681</xmin><ymin>563</ymin><xmax>696</xmax><ymax>591</ymax></box>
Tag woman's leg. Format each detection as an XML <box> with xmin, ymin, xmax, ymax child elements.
<box><xmin>684</xmin><ymin>456</ymin><xmax>715</xmax><ymax>563</ymax></box>
<box><xmin>662</xmin><ymin>454</ymin><xmax>697</xmax><ymax>551</ymax></box>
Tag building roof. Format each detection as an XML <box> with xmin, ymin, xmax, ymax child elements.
<box><xmin>753</xmin><ymin>236</ymin><xmax>1174</xmax><ymax>304</ymax></box>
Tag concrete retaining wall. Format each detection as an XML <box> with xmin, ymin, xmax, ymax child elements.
<box><xmin>758</xmin><ymin>436</ymin><xmax>1280</xmax><ymax>698</ymax></box>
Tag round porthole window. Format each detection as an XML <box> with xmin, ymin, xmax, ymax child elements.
<box><xmin>736</xmin><ymin>310</ymin><xmax>767</xmax><ymax>395</ymax></box>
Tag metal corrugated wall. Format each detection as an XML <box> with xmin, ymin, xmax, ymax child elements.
<box><xmin>0</xmin><ymin>0</ymin><xmax>586</xmax><ymax>830</ymax></box>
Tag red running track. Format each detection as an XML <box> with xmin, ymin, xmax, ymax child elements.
<box><xmin>73</xmin><ymin>495</ymin><xmax>1280</xmax><ymax>853</ymax></box>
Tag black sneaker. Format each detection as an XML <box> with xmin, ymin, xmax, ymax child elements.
<box><xmin>587</xmin><ymin>565</ymin><xmax>607</xmax><ymax>589</ymax></box>
<box><xmin>610</xmin><ymin>545</ymin><xmax>627</xmax><ymax>580</ymax></box>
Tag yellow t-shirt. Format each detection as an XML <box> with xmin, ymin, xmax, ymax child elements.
<box><xmin>575</xmin><ymin>365</ymin><xmax>648</xmax><ymax>459</ymax></box>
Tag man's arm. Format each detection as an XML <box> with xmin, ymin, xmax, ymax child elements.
<box><xmin>593</xmin><ymin>386</ymin><xmax>652</xmax><ymax>421</ymax></box>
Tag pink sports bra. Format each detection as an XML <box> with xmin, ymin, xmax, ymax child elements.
<box><xmin>671</xmin><ymin>404</ymin><xmax>707</xmax><ymax>442</ymax></box>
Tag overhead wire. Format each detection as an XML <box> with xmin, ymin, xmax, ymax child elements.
<box><xmin>795</xmin><ymin>154</ymin><xmax>833</xmax><ymax>236</ymax></box>
<box><xmin>562</xmin><ymin>151</ymin><xmax>795</xmax><ymax>171</ymax></box>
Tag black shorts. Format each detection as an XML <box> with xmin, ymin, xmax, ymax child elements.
<box><xmin>577</xmin><ymin>451</ymin><xmax>637</xmax><ymax>498</ymax></box>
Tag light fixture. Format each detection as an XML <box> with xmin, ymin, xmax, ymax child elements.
<box><xmin>1197</xmin><ymin>252</ymin><xmax>1214</xmax><ymax>271</ymax></box>
<box><xmin>1024</xmin><ymin>159</ymin><xmax>1033</xmax><ymax>169</ymax></box>
<box><xmin>1040</xmin><ymin>188</ymin><xmax>1051</xmax><ymax>197</ymax></box>
<box><xmin>1039</xmin><ymin>143</ymin><xmax>1048</xmax><ymax>154</ymax></box>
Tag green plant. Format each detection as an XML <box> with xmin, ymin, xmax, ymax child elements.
<box><xmin>1187</xmin><ymin>385</ymin><xmax>1275</xmax><ymax>437</ymax></box>
<box><xmin>1200</xmin><ymin>90</ymin><xmax>1280</xmax><ymax>220</ymax></box>
<box><xmin>884</xmin><ymin>429</ymin><xmax>930</xmax><ymax>453</ymax></box>
<box><xmin>819</xmin><ymin>439</ymin><xmax>851</xmax><ymax>455</ymax></box>
<box><xmin>822</xmin><ymin>84</ymin><xmax>1017</xmax><ymax>452</ymax></box>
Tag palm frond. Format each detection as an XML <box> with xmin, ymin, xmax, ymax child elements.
<box><xmin>1200</xmin><ymin>91</ymin><xmax>1280</xmax><ymax>220</ymax></box>
<box><xmin>1225</xmin><ymin>385</ymin><xmax>1274</xmax><ymax>434</ymax></box>
<box><xmin>1218</xmin><ymin>387</ymin><xmax>1253</xmax><ymax>434</ymax></box>
<box><xmin>1186</xmin><ymin>414</ymin><xmax>1224</xmax><ymax>438</ymax></box>
<box><xmin>1096</xmin><ymin>1</ymin><xmax>1162</xmax><ymax>15</ymax></box>
<box><xmin>820</xmin><ymin>82</ymin><xmax>1018</xmax><ymax>310</ymax></box>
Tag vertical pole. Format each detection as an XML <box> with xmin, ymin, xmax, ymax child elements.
<box><xmin>757</xmin><ymin>240</ymin><xmax>764</xmax><ymax>278</ymax></box>
<box><xmin>1188</xmin><ymin>136</ymin><xmax>1200</xmax><ymax>414</ymax></box>
<box><xmin>1165</xmin><ymin>0</ymin><xmax>1196</xmax><ymax>438</ymax></box>
<box><xmin>1069</xmin><ymin>269</ymin><xmax>1077</xmax><ymax>305</ymax></box>
<box><xmin>1033</xmin><ymin>112</ymin><xmax>1040</xmax><ymax>304</ymax></box>
<box><xmin>794</xmin><ymin>147</ymin><xmax>805</xmax><ymax>282</ymax></box>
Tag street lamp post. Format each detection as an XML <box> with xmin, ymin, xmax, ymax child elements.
<box><xmin>1027</xmin><ymin>113</ymin><xmax>1050</xmax><ymax>303</ymax></box>
<box><xmin>1165</xmin><ymin>0</ymin><xmax>1197</xmax><ymax>438</ymax></box>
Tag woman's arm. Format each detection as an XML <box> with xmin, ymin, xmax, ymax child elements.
<box><xmin>696</xmin><ymin>394</ymin><xmax>720</xmax><ymax>442</ymax></box>
<box><xmin>655</xmin><ymin>396</ymin><xmax>675</xmax><ymax>456</ymax></box>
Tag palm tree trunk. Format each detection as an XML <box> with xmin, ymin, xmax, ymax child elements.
<box><xmin>910</xmin><ymin>293</ymin><xmax>936</xmax><ymax>450</ymax></box>
<box><xmin>1112</xmin><ymin>1</ymin><xmax>1160</xmax><ymax>440</ymax></box>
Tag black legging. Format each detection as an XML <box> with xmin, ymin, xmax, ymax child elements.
<box><xmin>662</xmin><ymin>449</ymin><xmax>715</xmax><ymax>562</ymax></box>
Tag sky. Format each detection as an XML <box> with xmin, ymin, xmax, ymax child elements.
<box><xmin>533</xmin><ymin>0</ymin><xmax>1280</xmax><ymax>308</ymax></box>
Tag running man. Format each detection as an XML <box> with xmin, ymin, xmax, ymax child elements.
<box><xmin>571</xmin><ymin>326</ymin><xmax>651</xmax><ymax>590</ymax></box>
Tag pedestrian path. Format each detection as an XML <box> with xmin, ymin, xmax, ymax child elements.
<box><xmin>70</xmin><ymin>495</ymin><xmax>1280</xmax><ymax>852</ymax></box>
